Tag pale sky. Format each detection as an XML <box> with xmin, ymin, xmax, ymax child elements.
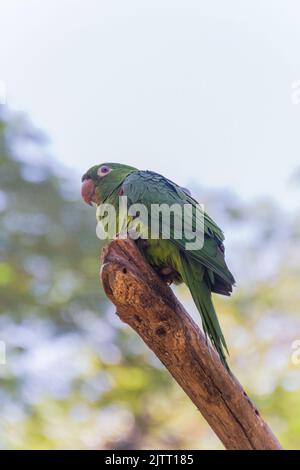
<box><xmin>1</xmin><ymin>0</ymin><xmax>300</xmax><ymax>207</ymax></box>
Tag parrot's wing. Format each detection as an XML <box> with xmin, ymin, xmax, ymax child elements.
<box><xmin>123</xmin><ymin>171</ymin><xmax>235</xmax><ymax>290</ymax></box>
<box><xmin>123</xmin><ymin>170</ymin><xmax>233</xmax><ymax>367</ymax></box>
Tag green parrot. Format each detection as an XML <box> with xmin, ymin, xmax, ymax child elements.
<box><xmin>81</xmin><ymin>163</ymin><xmax>235</xmax><ymax>369</ymax></box>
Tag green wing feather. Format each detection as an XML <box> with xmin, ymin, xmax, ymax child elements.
<box><xmin>121</xmin><ymin>170</ymin><xmax>235</xmax><ymax>367</ymax></box>
<box><xmin>123</xmin><ymin>171</ymin><xmax>234</xmax><ymax>289</ymax></box>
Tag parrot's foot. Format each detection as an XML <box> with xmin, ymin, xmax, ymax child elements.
<box><xmin>139</xmin><ymin>239</ymin><xmax>150</xmax><ymax>249</ymax></box>
<box><xmin>158</xmin><ymin>266</ymin><xmax>179</xmax><ymax>285</ymax></box>
<box><xmin>113</xmin><ymin>231</ymin><xmax>133</xmax><ymax>240</ymax></box>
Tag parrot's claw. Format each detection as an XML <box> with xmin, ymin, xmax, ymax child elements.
<box><xmin>158</xmin><ymin>266</ymin><xmax>179</xmax><ymax>285</ymax></box>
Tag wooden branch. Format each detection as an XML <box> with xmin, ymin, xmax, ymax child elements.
<box><xmin>100</xmin><ymin>238</ymin><xmax>282</xmax><ymax>450</ymax></box>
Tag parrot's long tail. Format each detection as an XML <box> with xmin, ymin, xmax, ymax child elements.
<box><xmin>179</xmin><ymin>253</ymin><xmax>229</xmax><ymax>370</ymax></box>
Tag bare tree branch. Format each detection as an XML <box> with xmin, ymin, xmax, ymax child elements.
<box><xmin>100</xmin><ymin>238</ymin><xmax>282</xmax><ymax>450</ymax></box>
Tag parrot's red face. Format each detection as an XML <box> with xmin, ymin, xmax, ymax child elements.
<box><xmin>81</xmin><ymin>177</ymin><xmax>97</xmax><ymax>206</ymax></box>
<box><xmin>81</xmin><ymin>163</ymin><xmax>138</xmax><ymax>207</ymax></box>
<box><xmin>81</xmin><ymin>164</ymin><xmax>113</xmax><ymax>205</ymax></box>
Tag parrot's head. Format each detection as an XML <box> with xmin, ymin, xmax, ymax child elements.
<box><xmin>81</xmin><ymin>163</ymin><xmax>137</xmax><ymax>206</ymax></box>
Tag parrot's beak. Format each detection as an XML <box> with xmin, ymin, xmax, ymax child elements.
<box><xmin>81</xmin><ymin>178</ymin><xmax>96</xmax><ymax>206</ymax></box>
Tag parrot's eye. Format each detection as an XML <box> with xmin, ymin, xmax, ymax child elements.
<box><xmin>97</xmin><ymin>165</ymin><xmax>111</xmax><ymax>177</ymax></box>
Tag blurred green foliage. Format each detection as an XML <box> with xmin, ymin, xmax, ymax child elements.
<box><xmin>0</xmin><ymin>108</ymin><xmax>300</xmax><ymax>449</ymax></box>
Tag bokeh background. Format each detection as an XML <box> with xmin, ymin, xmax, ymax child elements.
<box><xmin>1</xmin><ymin>1</ymin><xmax>300</xmax><ymax>449</ymax></box>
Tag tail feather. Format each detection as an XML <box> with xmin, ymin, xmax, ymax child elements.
<box><xmin>179</xmin><ymin>253</ymin><xmax>229</xmax><ymax>369</ymax></box>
